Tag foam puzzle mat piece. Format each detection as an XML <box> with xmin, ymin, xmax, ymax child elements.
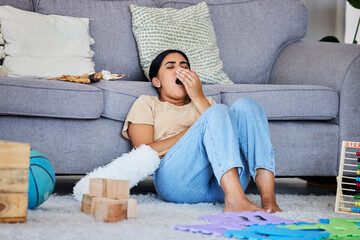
<box><xmin>199</xmin><ymin>211</ymin><xmax>297</xmax><ymax>226</ymax></box>
<box><xmin>319</xmin><ymin>219</ymin><xmax>330</xmax><ymax>224</ymax></box>
<box><xmin>224</xmin><ymin>225</ymin><xmax>330</xmax><ymax>240</ymax></box>
<box><xmin>173</xmin><ymin>224</ymin><xmax>247</xmax><ymax>236</ymax></box>
<box><xmin>282</xmin><ymin>217</ymin><xmax>360</xmax><ymax>238</ymax></box>
<box><xmin>330</xmin><ymin>237</ymin><xmax>360</xmax><ymax>240</ymax></box>
<box><xmin>173</xmin><ymin>211</ymin><xmax>299</xmax><ymax>237</ymax></box>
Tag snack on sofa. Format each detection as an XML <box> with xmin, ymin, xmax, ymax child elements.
<box><xmin>0</xmin><ymin>0</ymin><xmax>359</xmax><ymax>178</ymax></box>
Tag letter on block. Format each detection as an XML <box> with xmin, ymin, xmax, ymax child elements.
<box><xmin>0</xmin><ymin>193</ymin><xmax>28</xmax><ymax>223</ymax></box>
<box><xmin>0</xmin><ymin>140</ymin><xmax>30</xmax><ymax>169</ymax></box>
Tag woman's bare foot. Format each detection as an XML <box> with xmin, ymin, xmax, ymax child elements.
<box><xmin>261</xmin><ymin>194</ymin><xmax>282</xmax><ymax>213</ymax></box>
<box><xmin>221</xmin><ymin>168</ymin><xmax>264</xmax><ymax>213</ymax></box>
<box><xmin>255</xmin><ymin>169</ymin><xmax>282</xmax><ymax>213</ymax></box>
<box><xmin>224</xmin><ymin>196</ymin><xmax>264</xmax><ymax>213</ymax></box>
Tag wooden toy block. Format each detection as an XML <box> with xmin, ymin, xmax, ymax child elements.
<box><xmin>90</xmin><ymin>197</ymin><xmax>126</xmax><ymax>217</ymax></box>
<box><xmin>89</xmin><ymin>178</ymin><xmax>130</xmax><ymax>199</ymax></box>
<box><xmin>89</xmin><ymin>178</ymin><xmax>106</xmax><ymax>197</ymax></box>
<box><xmin>105</xmin><ymin>179</ymin><xmax>130</xmax><ymax>199</ymax></box>
<box><xmin>90</xmin><ymin>197</ymin><xmax>137</xmax><ymax>219</ymax></box>
<box><xmin>94</xmin><ymin>202</ymin><xmax>125</xmax><ymax>223</ymax></box>
<box><xmin>87</xmin><ymin>179</ymin><xmax>135</xmax><ymax>222</ymax></box>
<box><xmin>90</xmin><ymin>197</ymin><xmax>103</xmax><ymax>216</ymax></box>
<box><xmin>81</xmin><ymin>194</ymin><xmax>93</xmax><ymax>214</ymax></box>
<box><xmin>125</xmin><ymin>198</ymin><xmax>137</xmax><ymax>218</ymax></box>
<box><xmin>0</xmin><ymin>140</ymin><xmax>30</xmax><ymax>169</ymax></box>
<box><xmin>0</xmin><ymin>193</ymin><xmax>27</xmax><ymax>223</ymax></box>
<box><xmin>0</xmin><ymin>169</ymin><xmax>29</xmax><ymax>193</ymax></box>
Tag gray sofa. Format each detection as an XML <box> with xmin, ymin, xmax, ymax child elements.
<box><xmin>1</xmin><ymin>0</ymin><xmax>359</xmax><ymax>177</ymax></box>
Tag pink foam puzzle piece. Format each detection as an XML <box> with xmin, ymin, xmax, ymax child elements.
<box><xmin>173</xmin><ymin>224</ymin><xmax>247</xmax><ymax>236</ymax></box>
<box><xmin>200</xmin><ymin>211</ymin><xmax>297</xmax><ymax>226</ymax></box>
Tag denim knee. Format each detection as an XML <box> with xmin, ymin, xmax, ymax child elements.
<box><xmin>203</xmin><ymin>104</ymin><xmax>231</xmax><ymax>123</ymax></box>
<box><xmin>231</xmin><ymin>97</ymin><xmax>266</xmax><ymax>117</ymax></box>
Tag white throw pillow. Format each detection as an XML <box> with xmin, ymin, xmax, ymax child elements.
<box><xmin>4</xmin><ymin>56</ymin><xmax>95</xmax><ymax>78</ymax></box>
<box><xmin>0</xmin><ymin>5</ymin><xmax>95</xmax><ymax>78</ymax></box>
<box><xmin>130</xmin><ymin>2</ymin><xmax>233</xmax><ymax>85</ymax></box>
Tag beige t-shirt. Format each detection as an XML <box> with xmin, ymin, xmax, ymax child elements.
<box><xmin>122</xmin><ymin>95</ymin><xmax>216</xmax><ymax>142</ymax></box>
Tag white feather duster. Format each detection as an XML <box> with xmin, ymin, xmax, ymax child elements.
<box><xmin>73</xmin><ymin>145</ymin><xmax>160</xmax><ymax>201</ymax></box>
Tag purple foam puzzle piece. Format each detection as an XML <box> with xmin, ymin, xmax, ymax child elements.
<box><xmin>200</xmin><ymin>211</ymin><xmax>297</xmax><ymax>226</ymax></box>
<box><xmin>173</xmin><ymin>224</ymin><xmax>247</xmax><ymax>236</ymax></box>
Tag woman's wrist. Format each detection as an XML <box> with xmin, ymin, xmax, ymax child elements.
<box><xmin>192</xmin><ymin>95</ymin><xmax>211</xmax><ymax>114</ymax></box>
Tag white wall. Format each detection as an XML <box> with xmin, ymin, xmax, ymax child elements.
<box><xmin>301</xmin><ymin>0</ymin><xmax>345</xmax><ymax>42</ymax></box>
<box><xmin>345</xmin><ymin>2</ymin><xmax>360</xmax><ymax>44</ymax></box>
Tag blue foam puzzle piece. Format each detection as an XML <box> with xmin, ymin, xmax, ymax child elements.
<box><xmin>224</xmin><ymin>225</ymin><xmax>330</xmax><ymax>240</ymax></box>
<box><xmin>319</xmin><ymin>219</ymin><xmax>330</xmax><ymax>224</ymax></box>
<box><xmin>283</xmin><ymin>217</ymin><xmax>360</xmax><ymax>238</ymax></box>
<box><xmin>296</xmin><ymin>222</ymin><xmax>317</xmax><ymax>225</ymax></box>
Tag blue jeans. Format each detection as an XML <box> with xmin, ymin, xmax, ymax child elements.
<box><xmin>153</xmin><ymin>98</ymin><xmax>275</xmax><ymax>204</ymax></box>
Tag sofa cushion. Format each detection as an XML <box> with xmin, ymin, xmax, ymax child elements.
<box><xmin>0</xmin><ymin>0</ymin><xmax>33</xmax><ymax>11</ymax></box>
<box><xmin>93</xmin><ymin>81</ymin><xmax>221</xmax><ymax>121</ymax></box>
<box><xmin>34</xmin><ymin>0</ymin><xmax>157</xmax><ymax>81</ymax></box>
<box><xmin>212</xmin><ymin>84</ymin><xmax>338</xmax><ymax>120</ymax></box>
<box><xmin>0</xmin><ymin>77</ymin><xmax>103</xmax><ymax>119</ymax></box>
<box><xmin>156</xmin><ymin>0</ymin><xmax>307</xmax><ymax>84</ymax></box>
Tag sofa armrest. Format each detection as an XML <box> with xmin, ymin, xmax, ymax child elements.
<box><xmin>269</xmin><ymin>40</ymin><xmax>360</xmax><ymax>143</ymax></box>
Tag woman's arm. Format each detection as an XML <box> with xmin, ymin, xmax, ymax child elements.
<box><xmin>128</xmin><ymin>123</ymin><xmax>188</xmax><ymax>153</ymax></box>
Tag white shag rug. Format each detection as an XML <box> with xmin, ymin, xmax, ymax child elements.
<box><xmin>0</xmin><ymin>193</ymin><xmax>356</xmax><ymax>240</ymax></box>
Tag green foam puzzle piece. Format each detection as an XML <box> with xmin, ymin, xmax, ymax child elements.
<box><xmin>224</xmin><ymin>225</ymin><xmax>330</xmax><ymax>240</ymax></box>
<box><xmin>280</xmin><ymin>218</ymin><xmax>360</xmax><ymax>238</ymax></box>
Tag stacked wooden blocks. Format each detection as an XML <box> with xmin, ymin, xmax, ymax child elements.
<box><xmin>0</xmin><ymin>140</ymin><xmax>30</xmax><ymax>223</ymax></box>
<box><xmin>81</xmin><ymin>178</ymin><xmax>137</xmax><ymax>222</ymax></box>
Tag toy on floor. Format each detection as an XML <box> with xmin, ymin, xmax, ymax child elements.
<box><xmin>200</xmin><ymin>211</ymin><xmax>297</xmax><ymax>226</ymax></box>
<box><xmin>0</xmin><ymin>140</ymin><xmax>30</xmax><ymax>223</ymax></box>
<box><xmin>173</xmin><ymin>211</ymin><xmax>298</xmax><ymax>236</ymax></box>
<box><xmin>224</xmin><ymin>225</ymin><xmax>330</xmax><ymax>240</ymax></box>
<box><xmin>28</xmin><ymin>149</ymin><xmax>55</xmax><ymax>209</ymax></box>
<box><xmin>335</xmin><ymin>141</ymin><xmax>360</xmax><ymax>215</ymax></box>
<box><xmin>81</xmin><ymin>178</ymin><xmax>137</xmax><ymax>223</ymax></box>
<box><xmin>73</xmin><ymin>145</ymin><xmax>160</xmax><ymax>201</ymax></box>
<box><xmin>173</xmin><ymin>223</ymin><xmax>247</xmax><ymax>236</ymax></box>
<box><xmin>47</xmin><ymin>70</ymin><xmax>127</xmax><ymax>84</ymax></box>
<box><xmin>281</xmin><ymin>217</ymin><xmax>360</xmax><ymax>239</ymax></box>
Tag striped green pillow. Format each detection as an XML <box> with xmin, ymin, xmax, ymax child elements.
<box><xmin>130</xmin><ymin>2</ymin><xmax>233</xmax><ymax>85</ymax></box>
